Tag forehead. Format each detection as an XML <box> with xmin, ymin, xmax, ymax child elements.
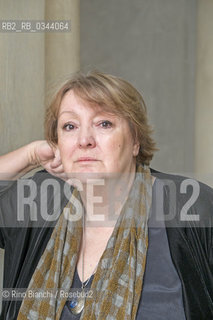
<box><xmin>60</xmin><ymin>90</ymin><xmax>95</xmax><ymax>108</ymax></box>
<box><xmin>59</xmin><ymin>90</ymin><xmax>115</xmax><ymax>117</ymax></box>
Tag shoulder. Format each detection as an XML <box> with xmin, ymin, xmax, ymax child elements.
<box><xmin>28</xmin><ymin>169</ymin><xmax>66</xmax><ymax>185</ymax></box>
<box><xmin>0</xmin><ymin>169</ymin><xmax>67</xmax><ymax>210</ymax></box>
<box><xmin>151</xmin><ymin>168</ymin><xmax>213</xmax><ymax>227</ymax></box>
<box><xmin>0</xmin><ymin>170</ymin><xmax>69</xmax><ymax>233</ymax></box>
<box><xmin>151</xmin><ymin>167</ymin><xmax>213</xmax><ymax>199</ymax></box>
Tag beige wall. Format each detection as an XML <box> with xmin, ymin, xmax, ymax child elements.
<box><xmin>45</xmin><ymin>0</ymin><xmax>80</xmax><ymax>87</ymax></box>
<box><xmin>0</xmin><ymin>0</ymin><xmax>45</xmax><ymax>154</ymax></box>
<box><xmin>195</xmin><ymin>0</ymin><xmax>213</xmax><ymax>186</ymax></box>
<box><xmin>0</xmin><ymin>0</ymin><xmax>80</xmax><ymax>155</ymax></box>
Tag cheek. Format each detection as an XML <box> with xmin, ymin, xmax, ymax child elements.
<box><xmin>104</xmin><ymin>135</ymin><xmax>123</xmax><ymax>155</ymax></box>
<box><xmin>105</xmin><ymin>135</ymin><xmax>127</xmax><ymax>160</ymax></box>
<box><xmin>113</xmin><ymin>134</ymin><xmax>131</xmax><ymax>153</ymax></box>
<box><xmin>57</xmin><ymin>137</ymin><xmax>65</xmax><ymax>154</ymax></box>
<box><xmin>58</xmin><ymin>133</ymin><xmax>75</xmax><ymax>152</ymax></box>
<box><xmin>57</xmin><ymin>139</ymin><xmax>73</xmax><ymax>162</ymax></box>
<box><xmin>112</xmin><ymin>134</ymin><xmax>136</xmax><ymax>163</ymax></box>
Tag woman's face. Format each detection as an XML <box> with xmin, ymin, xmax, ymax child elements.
<box><xmin>57</xmin><ymin>90</ymin><xmax>139</xmax><ymax>177</ymax></box>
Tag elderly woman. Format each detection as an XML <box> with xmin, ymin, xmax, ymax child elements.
<box><xmin>0</xmin><ymin>71</ymin><xmax>212</xmax><ymax>320</ymax></box>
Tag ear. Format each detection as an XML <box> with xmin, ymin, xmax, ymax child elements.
<box><xmin>133</xmin><ymin>141</ymin><xmax>140</xmax><ymax>157</ymax></box>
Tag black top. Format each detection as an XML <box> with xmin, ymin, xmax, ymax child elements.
<box><xmin>60</xmin><ymin>179</ymin><xmax>186</xmax><ymax>319</ymax></box>
<box><xmin>0</xmin><ymin>170</ymin><xmax>213</xmax><ymax>319</ymax></box>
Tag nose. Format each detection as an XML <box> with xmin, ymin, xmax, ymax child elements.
<box><xmin>78</xmin><ymin>127</ymin><xmax>96</xmax><ymax>149</ymax></box>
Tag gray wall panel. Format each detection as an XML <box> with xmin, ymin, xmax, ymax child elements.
<box><xmin>80</xmin><ymin>0</ymin><xmax>197</xmax><ymax>174</ymax></box>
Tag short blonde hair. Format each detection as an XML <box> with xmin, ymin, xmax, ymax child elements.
<box><xmin>45</xmin><ymin>70</ymin><xmax>157</xmax><ymax>165</ymax></box>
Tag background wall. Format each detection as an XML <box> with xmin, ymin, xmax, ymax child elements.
<box><xmin>80</xmin><ymin>0</ymin><xmax>197</xmax><ymax>175</ymax></box>
<box><xmin>0</xmin><ymin>1</ymin><xmax>45</xmax><ymax>154</ymax></box>
<box><xmin>0</xmin><ymin>0</ymin><xmax>80</xmax><ymax>154</ymax></box>
<box><xmin>195</xmin><ymin>0</ymin><xmax>213</xmax><ymax>186</ymax></box>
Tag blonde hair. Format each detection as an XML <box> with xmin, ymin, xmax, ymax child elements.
<box><xmin>45</xmin><ymin>70</ymin><xmax>157</xmax><ymax>165</ymax></box>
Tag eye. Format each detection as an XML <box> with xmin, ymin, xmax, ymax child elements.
<box><xmin>63</xmin><ymin>123</ymin><xmax>75</xmax><ymax>131</ymax></box>
<box><xmin>99</xmin><ymin>120</ymin><xmax>113</xmax><ymax>128</ymax></box>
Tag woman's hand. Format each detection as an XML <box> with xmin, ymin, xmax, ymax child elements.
<box><xmin>0</xmin><ymin>140</ymin><xmax>65</xmax><ymax>180</ymax></box>
<box><xmin>29</xmin><ymin>141</ymin><xmax>65</xmax><ymax>179</ymax></box>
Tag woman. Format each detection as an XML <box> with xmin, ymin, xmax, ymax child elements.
<box><xmin>0</xmin><ymin>71</ymin><xmax>212</xmax><ymax>320</ymax></box>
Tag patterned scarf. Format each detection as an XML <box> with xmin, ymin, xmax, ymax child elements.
<box><xmin>17</xmin><ymin>164</ymin><xmax>152</xmax><ymax>320</ymax></box>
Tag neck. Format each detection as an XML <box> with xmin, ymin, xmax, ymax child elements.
<box><xmin>79</xmin><ymin>169</ymin><xmax>136</xmax><ymax>228</ymax></box>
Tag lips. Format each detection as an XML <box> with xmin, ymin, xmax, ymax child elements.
<box><xmin>76</xmin><ymin>157</ymin><xmax>98</xmax><ymax>162</ymax></box>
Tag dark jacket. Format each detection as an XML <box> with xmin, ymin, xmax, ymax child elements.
<box><xmin>0</xmin><ymin>169</ymin><xmax>212</xmax><ymax>319</ymax></box>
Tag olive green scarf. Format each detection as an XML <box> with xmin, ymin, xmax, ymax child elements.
<box><xmin>18</xmin><ymin>164</ymin><xmax>152</xmax><ymax>319</ymax></box>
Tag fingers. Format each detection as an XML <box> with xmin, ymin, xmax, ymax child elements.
<box><xmin>50</xmin><ymin>147</ymin><xmax>62</xmax><ymax>169</ymax></box>
<box><xmin>45</xmin><ymin>146</ymin><xmax>68</xmax><ymax>182</ymax></box>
